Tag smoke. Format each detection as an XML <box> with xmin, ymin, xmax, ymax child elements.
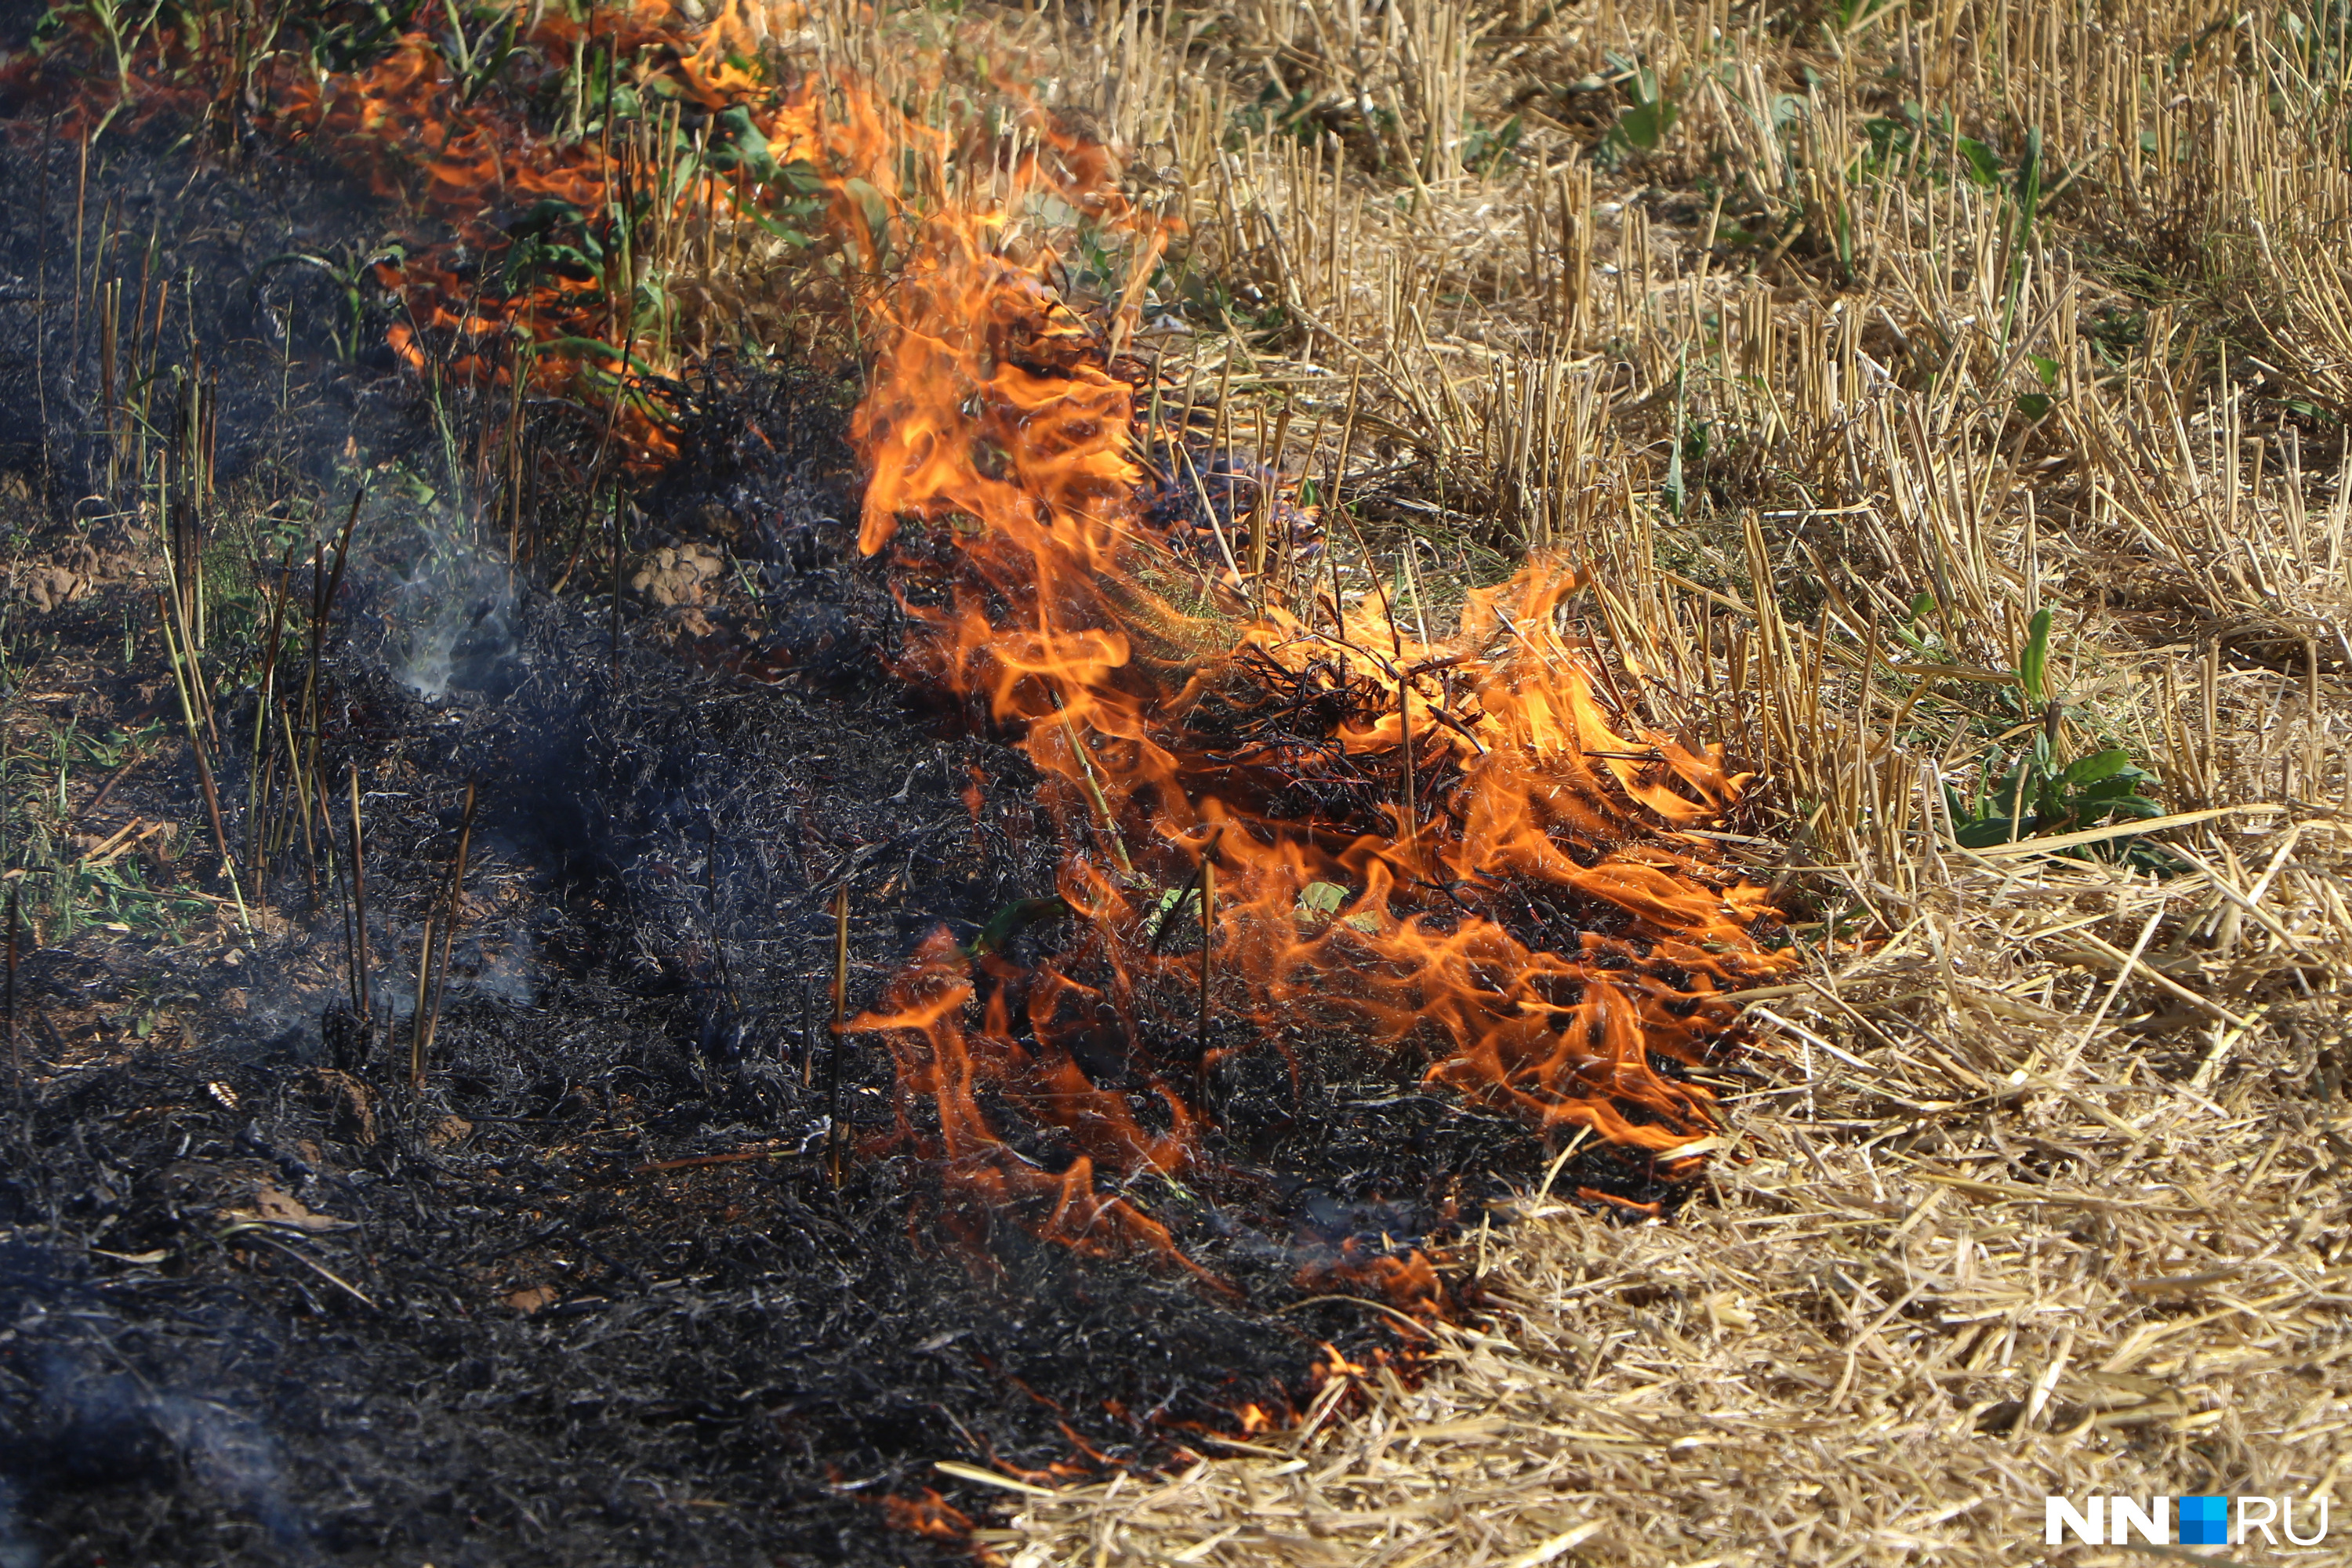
<box><xmin>459</xmin><ymin>928</ymin><xmax>539</xmax><ymax>1007</ymax></box>
<box><xmin>0</xmin><ymin>1478</ymin><xmax>37</xmax><ymax>1568</ymax></box>
<box><xmin>379</xmin><ymin>514</ymin><xmax>524</xmax><ymax>703</ymax></box>
<box><xmin>1</xmin><ymin>1342</ymin><xmax>308</xmax><ymax>1562</ymax></box>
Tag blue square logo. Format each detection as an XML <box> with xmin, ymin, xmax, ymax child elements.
<box><xmin>2179</xmin><ymin>1496</ymin><xmax>2230</xmax><ymax>1546</ymax></box>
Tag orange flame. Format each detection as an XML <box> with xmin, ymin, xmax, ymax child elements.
<box><xmin>826</xmin><ymin>74</ymin><xmax>1795</xmax><ymax>1265</ymax></box>
<box><xmin>880</xmin><ymin>1486</ymin><xmax>973</xmax><ymax>1541</ymax></box>
<box><xmin>17</xmin><ymin>0</ymin><xmax>897</xmax><ymax>467</ymax></box>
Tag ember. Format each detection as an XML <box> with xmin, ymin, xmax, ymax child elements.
<box><xmin>881</xmin><ymin>1486</ymin><xmax>975</xmax><ymax>1541</ymax></box>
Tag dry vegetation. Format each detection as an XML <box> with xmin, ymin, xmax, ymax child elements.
<box><xmin>882</xmin><ymin>0</ymin><xmax>2352</xmax><ymax>1559</ymax></box>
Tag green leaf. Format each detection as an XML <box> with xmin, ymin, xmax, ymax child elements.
<box><xmin>2015</xmin><ymin>392</ymin><xmax>2052</xmax><ymax>420</ymax></box>
<box><xmin>1150</xmin><ymin>884</ymin><xmax>1199</xmax><ymax>924</ymax></box>
<box><xmin>1606</xmin><ymin>68</ymin><xmax>1679</xmax><ymax>153</ymax></box>
<box><xmin>967</xmin><ymin>896</ymin><xmax>1070</xmax><ymax>956</ymax></box>
<box><xmin>2058</xmin><ymin>750</ymin><xmax>2132</xmax><ymax>787</ymax></box>
<box><xmin>775</xmin><ymin>158</ymin><xmax>828</xmax><ymax>196</ymax></box>
<box><xmin>2028</xmin><ymin>353</ymin><xmax>2061</xmax><ymax>388</ymax></box>
<box><xmin>1297</xmin><ymin>880</ymin><xmax>1348</xmax><ymax>919</ymax></box>
<box><xmin>1955</xmin><ymin>816</ymin><xmax>2024</xmax><ymax>848</ymax></box>
<box><xmin>1617</xmin><ymin>94</ymin><xmax>1679</xmax><ymax>151</ymax></box>
<box><xmin>2017</xmin><ymin>608</ymin><xmax>2053</xmax><ymax>705</ymax></box>
<box><xmin>750</xmin><ymin>216</ymin><xmax>813</xmax><ymax>246</ymax></box>
<box><xmin>840</xmin><ymin>178</ymin><xmax>894</xmax><ymax>255</ymax></box>
<box><xmin>2073</xmin><ymin>773</ymin><xmax>2150</xmax><ymax>803</ymax></box>
<box><xmin>1956</xmin><ymin>136</ymin><xmax>2002</xmax><ymax>187</ymax></box>
<box><xmin>710</xmin><ymin>104</ymin><xmax>779</xmax><ymax>182</ymax></box>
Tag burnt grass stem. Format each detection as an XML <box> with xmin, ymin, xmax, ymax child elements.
<box><xmin>348</xmin><ymin>761</ymin><xmax>371</xmax><ymax>1028</ymax></box>
<box><xmin>416</xmin><ymin>779</ymin><xmax>479</xmax><ymax>1091</ymax></box>
<box><xmin>5</xmin><ymin>887</ymin><xmax>17</xmax><ymax>1109</ymax></box>
<box><xmin>151</xmin><ymin>588</ymin><xmax>245</xmax><ymax>925</ymax></box>
<box><xmin>829</xmin><ymin>880</ymin><xmax>849</xmax><ymax>1185</ymax></box>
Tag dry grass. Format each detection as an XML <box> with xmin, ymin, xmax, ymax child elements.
<box><xmin>991</xmin><ymin>841</ymin><xmax>2352</xmax><ymax>1565</ymax></box>
<box><xmin>754</xmin><ymin>0</ymin><xmax>2352</xmax><ymax>1559</ymax></box>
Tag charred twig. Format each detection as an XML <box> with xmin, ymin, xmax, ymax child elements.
<box><xmin>153</xmin><ymin>590</ymin><xmax>245</xmax><ymax>926</ymax></box>
<box><xmin>408</xmin><ymin>913</ymin><xmax>434</xmax><ymax>1094</ymax></box>
<box><xmin>72</xmin><ymin>750</ymin><xmax>145</xmax><ymax>824</ymax></box>
<box><xmin>630</xmin><ymin>1147</ymin><xmax>811</xmax><ymax>1175</ymax></box>
<box><xmin>348</xmin><ymin>764</ymin><xmax>371</xmax><ymax>1027</ymax></box>
<box><xmin>1051</xmin><ymin>695</ymin><xmax>1134</xmax><ymax>876</ymax></box>
<box><xmin>303</xmin><ymin>492</ymin><xmax>363</xmax><ymax>761</ymax></box>
<box><xmin>6</xmin><ymin>889</ymin><xmax>19</xmax><ymax>1109</ymax></box>
<box><xmin>246</xmin><ymin>543</ymin><xmax>298</xmax><ymax>912</ymax></box>
<box><xmin>1197</xmin><ymin>848</ymin><xmax>1218</xmax><ymax>1094</ymax></box>
<box><xmin>1149</xmin><ymin>827</ymin><xmax>1225</xmax><ymax>954</ymax></box>
<box><xmin>316</xmin><ymin>768</ymin><xmax>356</xmax><ymax>1037</ymax></box>
<box><xmin>425</xmin><ymin>783</ymin><xmax>479</xmax><ymax>1051</ymax></box>
<box><xmin>828</xmin><ymin>882</ymin><xmax>849</xmax><ymax>1186</ymax></box>
<box><xmin>219</xmin><ymin>1225</ymin><xmax>379</xmax><ymax>1311</ymax></box>
<box><xmin>610</xmin><ymin>485</ymin><xmax>624</xmax><ymax>678</ymax></box>
<box><xmin>412</xmin><ymin>782</ymin><xmax>479</xmax><ymax>1094</ymax></box>
<box><xmin>800</xmin><ymin>978</ymin><xmax>815</xmax><ymax>1087</ymax></box>
<box><xmin>1392</xmin><ymin>551</ymin><xmax>1428</xmax><ymax>848</ymax></box>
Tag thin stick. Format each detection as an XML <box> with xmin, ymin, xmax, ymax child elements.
<box><xmin>1052</xmin><ymin>694</ymin><xmax>1134</xmax><ymax>875</ymax></box>
<box><xmin>154</xmin><ymin>590</ymin><xmax>244</xmax><ymax>923</ymax></box>
<box><xmin>303</xmin><ymin>489</ymin><xmax>364</xmax><ymax>809</ymax></box>
<box><xmin>631</xmin><ymin>1148</ymin><xmax>808</xmax><ymax>1175</ymax></box>
<box><xmin>70</xmin><ymin>129</ymin><xmax>88</xmax><ymax>347</ymax></box>
<box><xmin>246</xmin><ymin>543</ymin><xmax>296</xmax><ymax>884</ymax></box>
<box><xmin>348</xmin><ymin>764</ymin><xmax>371</xmax><ymax>1026</ymax></box>
<box><xmin>801</xmin><ymin>978</ymin><xmax>816</xmax><ymax>1086</ymax></box>
<box><xmin>1198</xmin><ymin>851</ymin><xmax>1217</xmax><ymax>1073</ymax></box>
<box><xmin>321</xmin><ymin>767</ymin><xmax>357</xmax><ymax>1029</ymax></box>
<box><xmin>418</xmin><ymin>782</ymin><xmax>478</xmax><ymax>1083</ymax></box>
<box><xmin>1398</xmin><ymin>560</ymin><xmax>1418</xmax><ymax>850</ymax></box>
<box><xmin>408</xmin><ymin>912</ymin><xmax>434</xmax><ymax>1094</ymax></box>
<box><xmin>6</xmin><ymin>889</ymin><xmax>19</xmax><ymax>1109</ymax></box>
<box><xmin>829</xmin><ymin>882</ymin><xmax>850</xmax><ymax>1185</ymax></box>
<box><xmin>73</xmin><ymin>751</ymin><xmax>144</xmax><ymax>824</ymax></box>
<box><xmin>1149</xmin><ymin>826</ymin><xmax>1226</xmax><ymax>953</ymax></box>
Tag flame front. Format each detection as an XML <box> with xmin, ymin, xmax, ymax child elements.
<box><xmin>824</xmin><ymin>78</ymin><xmax>1797</xmax><ymax>1269</ymax></box>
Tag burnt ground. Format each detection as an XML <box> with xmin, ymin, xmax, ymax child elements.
<box><xmin>0</xmin><ymin>86</ymin><xmax>1693</xmax><ymax>1568</ymax></box>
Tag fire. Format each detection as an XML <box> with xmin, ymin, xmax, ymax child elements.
<box><xmin>881</xmin><ymin>1486</ymin><xmax>973</xmax><ymax>1541</ymax></box>
<box><xmin>1298</xmin><ymin>1244</ymin><xmax>1449</xmax><ymax>1322</ymax></box>
<box><xmin>1312</xmin><ymin>1342</ymin><xmax>1372</xmax><ymax>1383</ymax></box>
<box><xmin>14</xmin><ymin>2</ymin><xmax>1795</xmax><ymax>1277</ymax></box>
<box><xmin>830</xmin><ymin>71</ymin><xmax>1796</xmax><ymax>1271</ymax></box>
<box><xmin>14</xmin><ymin>0</ymin><xmax>887</xmax><ymax>470</ymax></box>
